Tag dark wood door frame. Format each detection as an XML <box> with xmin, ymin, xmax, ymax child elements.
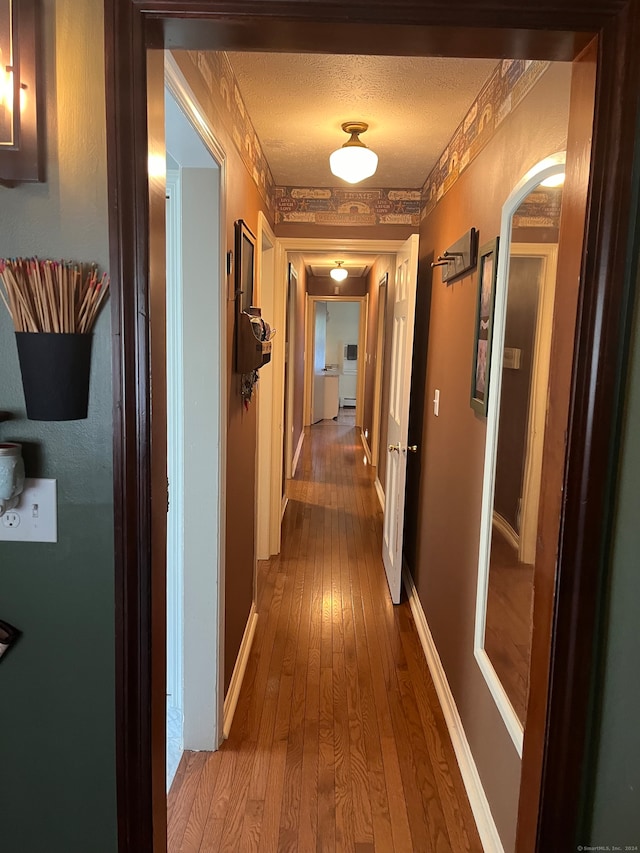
<box><xmin>104</xmin><ymin>2</ymin><xmax>640</xmax><ymax>852</ymax></box>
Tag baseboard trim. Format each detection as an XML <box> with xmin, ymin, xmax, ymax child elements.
<box><xmin>374</xmin><ymin>477</ymin><xmax>385</xmax><ymax>512</ymax></box>
<box><xmin>492</xmin><ymin>510</ymin><xmax>519</xmax><ymax>551</ymax></box>
<box><xmin>292</xmin><ymin>430</ymin><xmax>305</xmax><ymax>477</ymax></box>
<box><xmin>402</xmin><ymin>566</ymin><xmax>505</xmax><ymax>853</ymax></box>
<box><xmin>360</xmin><ymin>431</ymin><xmax>372</xmax><ymax>465</ymax></box>
<box><xmin>223</xmin><ymin>604</ymin><xmax>258</xmax><ymax>739</ymax></box>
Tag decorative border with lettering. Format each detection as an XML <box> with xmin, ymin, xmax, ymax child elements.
<box><xmin>180</xmin><ymin>52</ymin><xmax>551</xmax><ymax>229</ymax></box>
<box><xmin>184</xmin><ymin>50</ymin><xmax>277</xmax><ymax>213</ymax></box>
<box><xmin>420</xmin><ymin>60</ymin><xmax>550</xmax><ymax>220</ymax></box>
<box><xmin>274</xmin><ymin>187</ymin><xmax>421</xmax><ymax>227</ymax></box>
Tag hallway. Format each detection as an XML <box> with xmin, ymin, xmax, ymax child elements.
<box><xmin>167</xmin><ymin>421</ymin><xmax>483</xmax><ymax>852</ymax></box>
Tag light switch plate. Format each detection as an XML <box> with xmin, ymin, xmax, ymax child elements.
<box><xmin>0</xmin><ymin>478</ymin><xmax>57</xmax><ymax>543</ymax></box>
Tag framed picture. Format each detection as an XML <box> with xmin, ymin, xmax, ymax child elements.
<box><xmin>470</xmin><ymin>237</ymin><xmax>499</xmax><ymax>415</ymax></box>
<box><xmin>0</xmin><ymin>0</ymin><xmax>44</xmax><ymax>185</ymax></box>
<box><xmin>234</xmin><ymin>219</ymin><xmax>256</xmax><ymax>314</ymax></box>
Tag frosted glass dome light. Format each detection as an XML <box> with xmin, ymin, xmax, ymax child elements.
<box><xmin>330</xmin><ymin>262</ymin><xmax>348</xmax><ymax>282</ymax></box>
<box><xmin>329</xmin><ymin>122</ymin><xmax>378</xmax><ymax>184</ymax></box>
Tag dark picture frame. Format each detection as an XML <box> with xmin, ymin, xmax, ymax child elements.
<box><xmin>0</xmin><ymin>0</ymin><xmax>44</xmax><ymax>186</ymax></box>
<box><xmin>234</xmin><ymin>219</ymin><xmax>256</xmax><ymax>314</ymax></box>
<box><xmin>470</xmin><ymin>237</ymin><xmax>499</xmax><ymax>415</ymax></box>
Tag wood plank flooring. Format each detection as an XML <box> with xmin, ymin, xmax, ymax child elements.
<box><xmin>484</xmin><ymin>528</ymin><xmax>534</xmax><ymax>724</ymax></box>
<box><xmin>167</xmin><ymin>422</ymin><xmax>483</xmax><ymax>852</ymax></box>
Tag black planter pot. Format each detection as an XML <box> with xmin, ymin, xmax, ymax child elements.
<box><xmin>15</xmin><ymin>332</ymin><xmax>93</xmax><ymax>421</ymax></box>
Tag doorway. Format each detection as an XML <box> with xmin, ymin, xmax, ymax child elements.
<box><xmin>310</xmin><ymin>299</ymin><xmax>362</xmax><ymax>425</ymax></box>
<box><xmin>277</xmin><ymin>244</ymin><xmax>406</xmax><ymax>515</ymax></box>
<box><xmin>255</xmin><ymin>213</ymin><xmax>280</xmax><ymax>561</ymax></box>
<box><xmin>106</xmin><ymin>7</ymin><xmax>640</xmax><ymax>853</ymax></box>
<box><xmin>164</xmin><ymin>58</ymin><xmax>228</xmax><ymax>792</ymax></box>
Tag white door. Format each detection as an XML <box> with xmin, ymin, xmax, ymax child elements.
<box><xmin>382</xmin><ymin>234</ymin><xmax>419</xmax><ymax>603</ymax></box>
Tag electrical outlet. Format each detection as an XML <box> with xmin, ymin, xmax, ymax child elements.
<box><xmin>0</xmin><ymin>478</ymin><xmax>57</xmax><ymax>543</ymax></box>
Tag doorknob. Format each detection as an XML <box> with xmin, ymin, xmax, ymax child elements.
<box><xmin>388</xmin><ymin>443</ymin><xmax>400</xmax><ymax>453</ymax></box>
<box><xmin>407</xmin><ymin>445</ymin><xmax>418</xmax><ymax>453</ymax></box>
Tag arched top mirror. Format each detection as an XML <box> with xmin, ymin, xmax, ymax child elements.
<box><xmin>474</xmin><ymin>153</ymin><xmax>566</xmax><ymax>756</ymax></box>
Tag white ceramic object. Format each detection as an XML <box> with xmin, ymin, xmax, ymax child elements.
<box><xmin>0</xmin><ymin>443</ymin><xmax>25</xmax><ymax>516</ymax></box>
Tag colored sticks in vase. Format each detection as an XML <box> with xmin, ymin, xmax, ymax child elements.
<box><xmin>0</xmin><ymin>258</ymin><xmax>110</xmax><ymax>334</ymax></box>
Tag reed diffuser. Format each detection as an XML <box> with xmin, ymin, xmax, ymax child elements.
<box><xmin>0</xmin><ymin>257</ymin><xmax>111</xmax><ymax>421</ymax></box>
<box><xmin>0</xmin><ymin>258</ymin><xmax>109</xmax><ymax>334</ymax></box>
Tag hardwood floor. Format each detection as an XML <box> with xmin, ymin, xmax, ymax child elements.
<box><xmin>167</xmin><ymin>422</ymin><xmax>483</xmax><ymax>852</ymax></box>
<box><xmin>484</xmin><ymin>528</ymin><xmax>534</xmax><ymax>724</ymax></box>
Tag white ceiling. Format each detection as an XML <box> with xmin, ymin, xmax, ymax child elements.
<box><xmin>225</xmin><ymin>52</ymin><xmax>498</xmax><ymax>188</ymax></box>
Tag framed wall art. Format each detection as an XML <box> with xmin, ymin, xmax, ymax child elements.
<box><xmin>470</xmin><ymin>237</ymin><xmax>499</xmax><ymax>415</ymax></box>
<box><xmin>234</xmin><ymin>219</ymin><xmax>256</xmax><ymax>314</ymax></box>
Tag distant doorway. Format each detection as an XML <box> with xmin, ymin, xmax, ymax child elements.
<box><xmin>306</xmin><ymin>296</ymin><xmax>367</xmax><ymax>429</ymax></box>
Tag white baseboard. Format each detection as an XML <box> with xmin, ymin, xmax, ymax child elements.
<box><xmin>492</xmin><ymin>510</ymin><xmax>519</xmax><ymax>551</ymax></box>
<box><xmin>360</xmin><ymin>431</ymin><xmax>372</xmax><ymax>465</ymax></box>
<box><xmin>223</xmin><ymin>604</ymin><xmax>258</xmax><ymax>739</ymax></box>
<box><xmin>292</xmin><ymin>430</ymin><xmax>305</xmax><ymax>477</ymax></box>
<box><xmin>374</xmin><ymin>477</ymin><xmax>385</xmax><ymax>512</ymax></box>
<box><xmin>402</xmin><ymin>567</ymin><xmax>505</xmax><ymax>853</ymax></box>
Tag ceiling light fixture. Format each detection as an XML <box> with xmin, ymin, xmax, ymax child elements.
<box><xmin>329</xmin><ymin>122</ymin><xmax>378</xmax><ymax>184</ymax></box>
<box><xmin>330</xmin><ymin>261</ymin><xmax>348</xmax><ymax>282</ymax></box>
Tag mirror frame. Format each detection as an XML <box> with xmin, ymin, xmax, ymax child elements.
<box><xmin>473</xmin><ymin>152</ymin><xmax>567</xmax><ymax>756</ymax></box>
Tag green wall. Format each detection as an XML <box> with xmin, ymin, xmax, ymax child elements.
<box><xmin>0</xmin><ymin>1</ymin><xmax>117</xmax><ymax>850</ymax></box>
<box><xmin>584</xmin><ymin>274</ymin><xmax>640</xmax><ymax>842</ymax></box>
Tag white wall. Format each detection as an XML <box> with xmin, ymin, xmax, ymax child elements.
<box><xmin>180</xmin><ymin>165</ymin><xmax>222</xmax><ymax>750</ymax></box>
<box><xmin>325</xmin><ymin>301</ymin><xmax>360</xmax><ymax>365</ymax></box>
<box><xmin>166</xmin><ymin>84</ymin><xmax>223</xmax><ymax>752</ymax></box>
<box><xmin>326</xmin><ymin>302</ymin><xmax>360</xmax><ymax>403</ymax></box>
<box><xmin>314</xmin><ymin>301</ymin><xmax>327</xmax><ymax>370</ymax></box>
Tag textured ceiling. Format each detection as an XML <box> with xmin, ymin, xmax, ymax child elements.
<box><xmin>225</xmin><ymin>52</ymin><xmax>498</xmax><ymax>188</ymax></box>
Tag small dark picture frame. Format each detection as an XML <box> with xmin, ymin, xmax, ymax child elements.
<box><xmin>0</xmin><ymin>618</ymin><xmax>21</xmax><ymax>662</ymax></box>
<box><xmin>0</xmin><ymin>0</ymin><xmax>44</xmax><ymax>186</ymax></box>
<box><xmin>234</xmin><ymin>219</ymin><xmax>256</xmax><ymax>314</ymax></box>
<box><xmin>470</xmin><ymin>237</ymin><xmax>499</xmax><ymax>416</ymax></box>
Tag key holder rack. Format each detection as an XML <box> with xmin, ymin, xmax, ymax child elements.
<box><xmin>236</xmin><ymin>307</ymin><xmax>275</xmax><ymax>375</ymax></box>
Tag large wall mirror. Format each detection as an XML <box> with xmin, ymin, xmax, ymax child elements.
<box><xmin>474</xmin><ymin>154</ymin><xmax>566</xmax><ymax>754</ymax></box>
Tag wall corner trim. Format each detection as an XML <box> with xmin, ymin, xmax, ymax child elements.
<box><xmin>402</xmin><ymin>566</ymin><xmax>505</xmax><ymax>853</ymax></box>
<box><xmin>374</xmin><ymin>477</ymin><xmax>385</xmax><ymax>512</ymax></box>
<box><xmin>223</xmin><ymin>604</ymin><xmax>258</xmax><ymax>739</ymax></box>
<box><xmin>360</xmin><ymin>430</ymin><xmax>373</xmax><ymax>465</ymax></box>
<box><xmin>292</xmin><ymin>430</ymin><xmax>305</xmax><ymax>477</ymax></box>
